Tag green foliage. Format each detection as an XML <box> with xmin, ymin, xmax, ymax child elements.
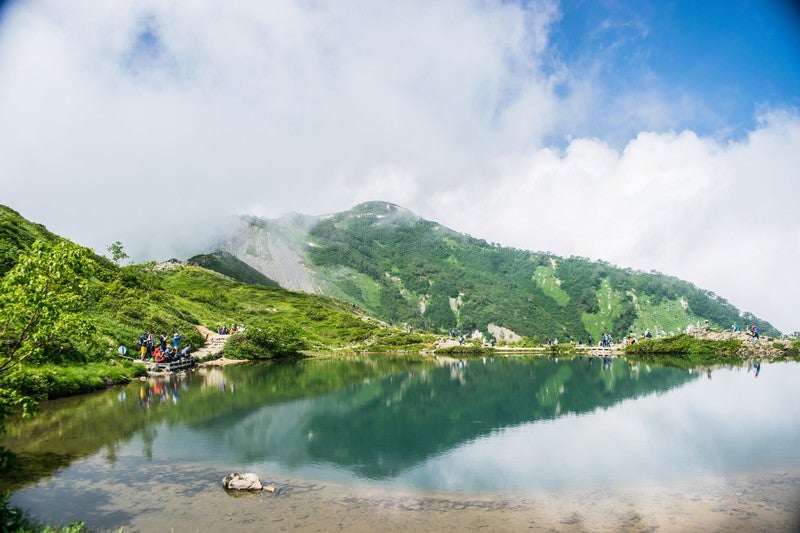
<box><xmin>581</xmin><ymin>278</ymin><xmax>625</xmax><ymax>341</ymax></box>
<box><xmin>778</xmin><ymin>339</ymin><xmax>800</xmax><ymax>359</ymax></box>
<box><xmin>505</xmin><ymin>336</ymin><xmax>541</xmax><ymax>348</ymax></box>
<box><xmin>307</xmin><ymin>208</ymin><xmax>593</xmax><ymax>340</ymax></box>
<box><xmin>630</xmin><ymin>294</ymin><xmax>698</xmax><ymax>336</ymax></box>
<box><xmin>106</xmin><ymin>241</ymin><xmax>128</xmax><ymax>265</ymax></box>
<box><xmin>625</xmin><ymin>334</ymin><xmax>742</xmax><ymax>357</ymax></box>
<box><xmin>5</xmin><ymin>362</ymin><xmax>144</xmax><ymax>400</ymax></box>
<box><xmin>434</xmin><ymin>344</ymin><xmax>493</xmax><ymax>355</ymax></box>
<box><xmin>0</xmin><ymin>240</ymin><xmax>99</xmax><ymax>434</ymax></box>
<box><xmin>0</xmin><ymin>206</ymin><xmax>60</xmax><ymax>278</ymax></box>
<box><xmin>222</xmin><ymin>324</ymin><xmax>308</xmax><ymax>359</ymax></box>
<box><xmin>302</xmin><ymin>202</ymin><xmax>781</xmax><ymax>342</ymax></box>
<box><xmin>532</xmin><ymin>265</ymin><xmax>570</xmax><ymax>306</ymax></box>
<box><xmin>0</xmin><ymin>240</ymin><xmax>96</xmax><ymax>372</ymax></box>
<box><xmin>365</xmin><ymin>329</ymin><xmax>436</xmax><ymax>352</ymax></box>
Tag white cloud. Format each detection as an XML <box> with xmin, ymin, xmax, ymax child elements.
<box><xmin>0</xmin><ymin>1</ymin><xmax>798</xmax><ymax>332</ymax></box>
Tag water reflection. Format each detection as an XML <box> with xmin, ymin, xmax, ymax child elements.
<box><xmin>3</xmin><ymin>357</ymin><xmax>799</xmax><ymax>494</ymax></box>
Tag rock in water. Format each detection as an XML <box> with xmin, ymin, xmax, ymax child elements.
<box><xmin>222</xmin><ymin>472</ymin><xmax>263</xmax><ymax>491</ymax></box>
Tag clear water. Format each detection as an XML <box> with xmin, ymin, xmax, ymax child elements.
<box><xmin>3</xmin><ymin>356</ymin><xmax>799</xmax><ymax>528</ymax></box>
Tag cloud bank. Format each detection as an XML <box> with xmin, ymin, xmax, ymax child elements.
<box><xmin>0</xmin><ymin>0</ymin><xmax>798</xmax><ymax>332</ymax></box>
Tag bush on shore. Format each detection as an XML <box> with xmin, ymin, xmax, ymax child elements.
<box><xmin>221</xmin><ymin>324</ymin><xmax>308</xmax><ymax>359</ymax></box>
<box><xmin>3</xmin><ymin>361</ymin><xmax>145</xmax><ymax>401</ymax></box>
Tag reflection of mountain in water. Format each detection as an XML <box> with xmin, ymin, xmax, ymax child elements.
<box><xmin>225</xmin><ymin>357</ymin><xmax>697</xmax><ymax>478</ymax></box>
<box><xmin>2</xmin><ymin>357</ymin><xmax>697</xmax><ymax>488</ymax></box>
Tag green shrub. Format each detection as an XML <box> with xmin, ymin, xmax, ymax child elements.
<box><xmin>781</xmin><ymin>339</ymin><xmax>800</xmax><ymax>358</ymax></box>
<box><xmin>3</xmin><ymin>362</ymin><xmax>143</xmax><ymax>400</ymax></box>
<box><xmin>435</xmin><ymin>344</ymin><xmax>493</xmax><ymax>356</ymax></box>
<box><xmin>625</xmin><ymin>334</ymin><xmax>741</xmax><ymax>356</ymax></box>
<box><xmin>221</xmin><ymin>324</ymin><xmax>308</xmax><ymax>359</ymax></box>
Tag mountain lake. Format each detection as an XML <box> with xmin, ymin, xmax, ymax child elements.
<box><xmin>2</xmin><ymin>355</ymin><xmax>799</xmax><ymax>531</ymax></box>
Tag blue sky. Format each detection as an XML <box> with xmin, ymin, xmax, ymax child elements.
<box><xmin>547</xmin><ymin>0</ymin><xmax>800</xmax><ymax>140</ymax></box>
<box><xmin>0</xmin><ymin>0</ymin><xmax>799</xmax><ymax>332</ymax></box>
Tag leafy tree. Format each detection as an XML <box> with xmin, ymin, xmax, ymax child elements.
<box><xmin>0</xmin><ymin>240</ymin><xmax>95</xmax><ymax>430</ymax></box>
<box><xmin>106</xmin><ymin>240</ymin><xmax>129</xmax><ymax>266</ymax></box>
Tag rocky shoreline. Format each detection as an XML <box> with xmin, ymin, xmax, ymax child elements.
<box><xmin>681</xmin><ymin>326</ymin><xmax>796</xmax><ymax>359</ymax></box>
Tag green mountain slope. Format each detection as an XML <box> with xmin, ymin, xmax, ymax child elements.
<box><xmin>187</xmin><ymin>251</ymin><xmax>280</xmax><ymax>287</ymax></box>
<box><xmin>218</xmin><ymin>201</ymin><xmax>780</xmax><ymax>341</ymax></box>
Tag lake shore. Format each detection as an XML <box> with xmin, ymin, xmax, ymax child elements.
<box><xmin>13</xmin><ymin>463</ymin><xmax>798</xmax><ymax>532</ymax></box>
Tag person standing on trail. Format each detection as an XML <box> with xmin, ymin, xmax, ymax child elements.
<box><xmin>138</xmin><ymin>332</ymin><xmax>148</xmax><ymax>360</ymax></box>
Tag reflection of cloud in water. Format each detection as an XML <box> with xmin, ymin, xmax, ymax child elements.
<box><xmin>397</xmin><ymin>363</ymin><xmax>800</xmax><ymax>492</ymax></box>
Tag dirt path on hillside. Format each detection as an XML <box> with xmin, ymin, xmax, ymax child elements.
<box><xmin>190</xmin><ymin>325</ymin><xmax>250</xmax><ymax>367</ymax></box>
<box><xmin>192</xmin><ymin>326</ymin><xmax>230</xmax><ymax>360</ymax></box>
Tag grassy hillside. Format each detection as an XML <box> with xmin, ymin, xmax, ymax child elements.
<box><xmin>0</xmin><ymin>205</ymin><xmax>434</xmax><ymax>404</ymax></box>
<box><xmin>68</xmin><ymin>260</ymin><xmax>434</xmax><ymax>366</ymax></box>
<box><xmin>0</xmin><ymin>205</ymin><xmax>60</xmax><ymax>276</ymax></box>
<box><xmin>297</xmin><ymin>201</ymin><xmax>780</xmax><ymax>341</ymax></box>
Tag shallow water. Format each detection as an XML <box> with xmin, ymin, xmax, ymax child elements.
<box><xmin>3</xmin><ymin>356</ymin><xmax>800</xmax><ymax>531</ymax></box>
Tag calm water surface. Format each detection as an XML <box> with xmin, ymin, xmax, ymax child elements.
<box><xmin>3</xmin><ymin>355</ymin><xmax>799</xmax><ymax>529</ymax></box>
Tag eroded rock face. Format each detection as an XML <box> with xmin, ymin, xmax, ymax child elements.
<box><xmin>222</xmin><ymin>214</ymin><xmax>322</xmax><ymax>293</ymax></box>
<box><xmin>222</xmin><ymin>472</ymin><xmax>263</xmax><ymax>491</ymax></box>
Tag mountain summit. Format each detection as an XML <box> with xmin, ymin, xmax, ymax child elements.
<box><xmin>203</xmin><ymin>202</ymin><xmax>780</xmax><ymax>342</ymax></box>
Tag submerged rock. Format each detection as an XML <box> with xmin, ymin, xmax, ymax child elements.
<box><xmin>222</xmin><ymin>472</ymin><xmax>263</xmax><ymax>491</ymax></box>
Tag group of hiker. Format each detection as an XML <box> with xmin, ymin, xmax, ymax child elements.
<box><xmin>599</xmin><ymin>332</ymin><xmax>613</xmax><ymax>347</ymax></box>
<box><xmin>218</xmin><ymin>323</ymin><xmax>245</xmax><ymax>335</ymax></box>
<box><xmin>732</xmin><ymin>323</ymin><xmax>760</xmax><ymax>341</ymax></box>
<box><xmin>138</xmin><ymin>331</ymin><xmax>190</xmax><ymax>363</ymax></box>
<box><xmin>748</xmin><ymin>324</ymin><xmax>760</xmax><ymax>340</ymax></box>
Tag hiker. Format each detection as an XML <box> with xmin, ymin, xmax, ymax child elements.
<box><xmin>159</xmin><ymin>333</ymin><xmax>167</xmax><ymax>352</ymax></box>
<box><xmin>138</xmin><ymin>332</ymin><xmax>148</xmax><ymax>360</ymax></box>
<box><xmin>173</xmin><ymin>332</ymin><xmax>181</xmax><ymax>348</ymax></box>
